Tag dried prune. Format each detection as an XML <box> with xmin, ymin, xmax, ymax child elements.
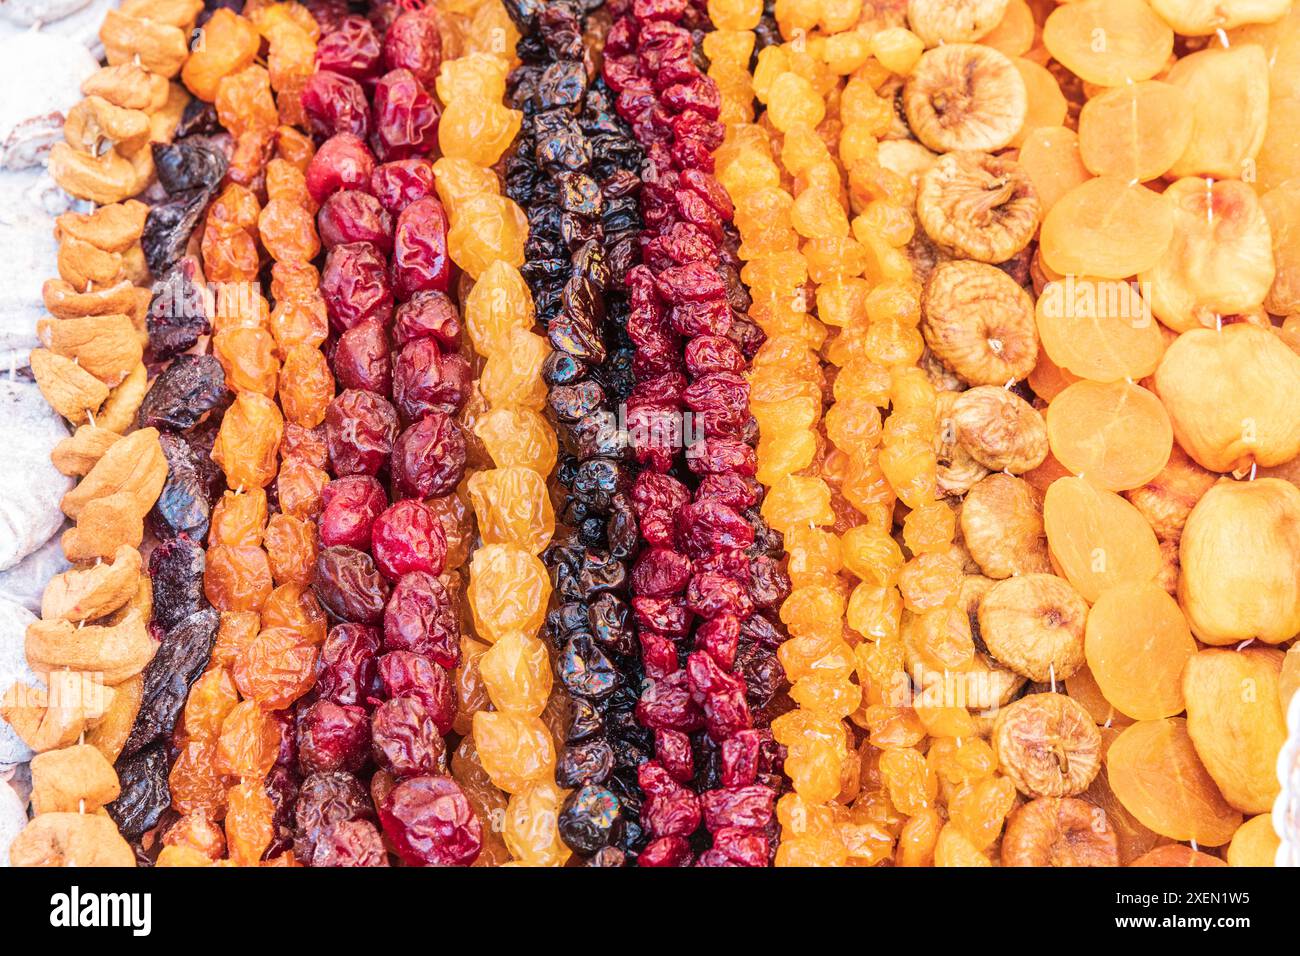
<box><xmin>138</xmin><ymin>354</ymin><xmax>228</xmax><ymax>432</ymax></box>
<box><xmin>147</xmin><ymin>256</ymin><xmax>212</xmax><ymax>361</ymax></box>
<box><xmin>120</xmin><ymin>608</ymin><xmax>219</xmax><ymax>759</ymax></box>
<box><xmin>153</xmin><ymin>142</ymin><xmax>228</xmax><ymax>194</ymax></box>
<box><xmin>106</xmin><ymin>742</ymin><xmax>170</xmax><ymax>839</ymax></box>
<box><xmin>143</xmin><ymin>188</ymin><xmax>212</xmax><ymax>278</ymax></box>
<box><xmin>151</xmin><ymin>432</ymin><xmax>213</xmax><ymax>542</ymax></box>
<box><xmin>149</xmin><ymin>535</ymin><xmax>207</xmax><ymax>630</ymax></box>
<box><xmin>314</xmin><ymin>546</ymin><xmax>391</xmax><ymax>625</ymax></box>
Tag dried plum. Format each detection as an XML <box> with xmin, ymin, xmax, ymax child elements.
<box><xmin>174</xmin><ymin>98</ymin><xmax>221</xmax><ymax>137</ymax></box>
<box><xmin>106</xmin><ymin>742</ymin><xmax>170</xmax><ymax>838</ymax></box>
<box><xmin>146</xmin><ymin>256</ymin><xmax>212</xmax><ymax>361</ymax></box>
<box><xmin>152</xmin><ymin>142</ymin><xmax>228</xmax><ymax>194</ymax></box>
<box><xmin>142</xmin><ymin>188</ymin><xmax>212</xmax><ymax>278</ymax></box>
<box><xmin>119</xmin><ymin>608</ymin><xmax>219</xmax><ymax>759</ymax></box>
<box><xmin>294</xmin><ymin>770</ymin><xmax>375</xmax><ymax>863</ymax></box>
<box><xmin>148</xmin><ymin>534</ymin><xmax>206</xmax><ymax>630</ymax></box>
<box><xmin>138</xmin><ymin>354</ymin><xmax>229</xmax><ymax>432</ymax></box>
<box><xmin>150</xmin><ymin>431</ymin><xmax>213</xmax><ymax>541</ymax></box>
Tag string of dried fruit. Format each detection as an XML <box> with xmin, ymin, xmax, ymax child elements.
<box><xmin>603</xmin><ymin>0</ymin><xmax>791</xmax><ymax>868</ymax></box>
<box><xmin>0</xmin><ymin>0</ymin><xmax>204</xmax><ymax>867</ymax></box>
<box><xmin>156</xmin><ymin>5</ymin><xmax>325</xmax><ymax>867</ymax></box>
<box><xmin>296</xmin><ymin>6</ymin><xmax>490</xmax><ymax>867</ymax></box>
<box><xmin>500</xmin><ymin>0</ymin><xmax>648</xmax><ymax>865</ymax></box>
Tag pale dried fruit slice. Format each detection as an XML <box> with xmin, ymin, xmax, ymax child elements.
<box><xmin>1152</xmin><ymin>0</ymin><xmax>1290</xmax><ymax>36</ymax></box>
<box><xmin>1260</xmin><ymin>180</ymin><xmax>1300</xmax><ymax>315</ymax></box>
<box><xmin>1042</xmin><ymin>0</ymin><xmax>1174</xmax><ymax>87</ymax></box>
<box><xmin>921</xmin><ymin>260</ymin><xmax>1038</xmax><ymax>385</ymax></box>
<box><xmin>994</xmin><ymin>692</ymin><xmax>1102</xmax><ymax>797</ymax></box>
<box><xmin>1082</xmin><ymin>754</ymin><xmax>1164</xmax><ymax>863</ymax></box>
<box><xmin>1106</xmin><ymin>718</ymin><xmax>1243</xmax><ymax>846</ymax></box>
<box><xmin>1009</xmin><ymin>57</ymin><xmax>1067</xmax><ymax>148</ymax></box>
<box><xmin>1077</xmin><ymin>81</ymin><xmax>1194</xmax><ymax>182</ymax></box>
<box><xmin>979</xmin><ymin>573</ymin><xmax>1087</xmax><ymax>682</ymax></box>
<box><xmin>1154</xmin><ymin>324</ymin><xmax>1300</xmax><ymax>472</ymax></box>
<box><xmin>1046</xmin><ymin>380</ymin><xmax>1172</xmax><ymax>491</ymax></box>
<box><xmin>1043</xmin><ymin>476</ymin><xmax>1162</xmax><ymax>602</ymax></box>
<box><xmin>934</xmin><ymin>391</ymin><xmax>990</xmax><ymax>496</ymax></box>
<box><xmin>1166</xmin><ymin>44</ymin><xmax>1270</xmax><ymax>179</ymax></box>
<box><xmin>1017</xmin><ymin>126</ymin><xmax>1090</xmax><ymax>215</ymax></box>
<box><xmin>1123</xmin><ymin>444</ymin><xmax>1216</xmax><ymax>542</ymax></box>
<box><xmin>906</xmin><ymin>0</ymin><xmax>1009</xmax><ymax>46</ymax></box>
<box><xmin>903</xmin><ymin>44</ymin><xmax>1027</xmax><ymax>152</ymax></box>
<box><xmin>982</xmin><ymin>0</ymin><xmax>1035</xmax><ymax>56</ymax></box>
<box><xmin>1233</xmin><ymin>9</ymin><xmax>1300</xmax><ymax>192</ymax></box>
<box><xmin>952</xmin><ymin>385</ymin><xmax>1047</xmax><ymax>473</ymax></box>
<box><xmin>1085</xmin><ymin>584</ymin><xmax>1196</xmax><ymax>721</ymax></box>
<box><xmin>1035</xmin><ymin>277</ymin><xmax>1166</xmax><ymax>382</ymax></box>
<box><xmin>1139</xmin><ymin>178</ymin><xmax>1275</xmax><ymax>333</ymax></box>
<box><xmin>1178</xmin><ymin>478</ymin><xmax>1300</xmax><ymax>645</ymax></box>
<box><xmin>1001</xmin><ymin>796</ymin><xmax>1119</xmax><ymax>866</ymax></box>
<box><xmin>1183</xmin><ymin>647</ymin><xmax>1286</xmax><ymax>815</ymax></box>
<box><xmin>1226</xmin><ymin>813</ymin><xmax>1280</xmax><ymax>866</ymax></box>
<box><xmin>915</xmin><ymin>151</ymin><xmax>1041</xmax><ymax>263</ymax></box>
<box><xmin>1039</xmin><ymin>176</ymin><xmax>1174</xmax><ymax>279</ymax></box>
<box><xmin>960</xmin><ymin>473</ymin><xmax>1052</xmax><ymax>578</ymax></box>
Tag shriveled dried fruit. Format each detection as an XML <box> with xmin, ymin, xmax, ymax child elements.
<box><xmin>952</xmin><ymin>386</ymin><xmax>1047</xmax><ymax>474</ymax></box>
<box><xmin>959</xmin><ymin>473</ymin><xmax>1051</xmax><ymax>578</ymax></box>
<box><xmin>915</xmin><ymin>152</ymin><xmax>1039</xmax><ymax>264</ymax></box>
<box><xmin>903</xmin><ymin>44</ymin><xmax>1027</xmax><ymax>153</ymax></box>
<box><xmin>906</xmin><ymin>0</ymin><xmax>1009</xmax><ymax>46</ymax></box>
<box><xmin>921</xmin><ymin>260</ymin><xmax>1037</xmax><ymax>385</ymax></box>
<box><xmin>979</xmin><ymin>573</ymin><xmax>1086</xmax><ymax>682</ymax></box>
<box><xmin>1183</xmin><ymin>647</ymin><xmax>1286</xmax><ymax>815</ymax></box>
<box><xmin>993</xmin><ymin>692</ymin><xmax>1101</xmax><ymax>797</ymax></box>
<box><xmin>1106</xmin><ymin>717</ymin><xmax>1242</xmax><ymax>846</ymax></box>
<box><xmin>1001</xmin><ymin>796</ymin><xmax>1119</xmax><ymax>867</ymax></box>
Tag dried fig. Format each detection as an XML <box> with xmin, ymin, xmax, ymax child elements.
<box><xmin>993</xmin><ymin>692</ymin><xmax>1101</xmax><ymax>797</ymax></box>
<box><xmin>1001</xmin><ymin>796</ymin><xmax>1119</xmax><ymax>867</ymax></box>
<box><xmin>952</xmin><ymin>385</ymin><xmax>1047</xmax><ymax>473</ymax></box>
<box><xmin>934</xmin><ymin>391</ymin><xmax>990</xmax><ymax>496</ymax></box>
<box><xmin>915</xmin><ymin>151</ymin><xmax>1040</xmax><ymax>264</ymax></box>
<box><xmin>903</xmin><ymin>44</ymin><xmax>1027</xmax><ymax>153</ymax></box>
<box><xmin>959</xmin><ymin>473</ymin><xmax>1052</xmax><ymax>579</ymax></box>
<box><xmin>906</xmin><ymin>0</ymin><xmax>1009</xmax><ymax>46</ymax></box>
<box><xmin>922</xmin><ymin>260</ymin><xmax>1038</xmax><ymax>386</ymax></box>
<box><xmin>979</xmin><ymin>573</ymin><xmax>1087</xmax><ymax>682</ymax></box>
<box><xmin>1183</xmin><ymin>647</ymin><xmax>1286</xmax><ymax>815</ymax></box>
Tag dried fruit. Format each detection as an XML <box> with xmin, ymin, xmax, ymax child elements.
<box><xmin>1042</xmin><ymin>0</ymin><xmax>1173</xmax><ymax>87</ymax></box>
<box><xmin>1038</xmin><ymin>177</ymin><xmax>1174</xmax><ymax>280</ymax></box>
<box><xmin>959</xmin><ymin>473</ymin><xmax>1051</xmax><ymax>578</ymax></box>
<box><xmin>979</xmin><ymin>573</ymin><xmax>1087</xmax><ymax>682</ymax></box>
<box><xmin>915</xmin><ymin>152</ymin><xmax>1039</xmax><ymax>264</ymax></box>
<box><xmin>1085</xmin><ymin>584</ymin><xmax>1196</xmax><ymax>721</ymax></box>
<box><xmin>1001</xmin><ymin>796</ymin><xmax>1119</xmax><ymax>867</ymax></box>
<box><xmin>993</xmin><ymin>693</ymin><xmax>1101</xmax><ymax>797</ymax></box>
<box><xmin>921</xmin><ymin>260</ymin><xmax>1037</xmax><ymax>385</ymax></box>
<box><xmin>903</xmin><ymin>44</ymin><xmax>1027</xmax><ymax>152</ymax></box>
<box><xmin>1166</xmin><ymin>44</ymin><xmax>1270</xmax><ymax>180</ymax></box>
<box><xmin>906</xmin><ymin>0</ymin><xmax>1009</xmax><ymax>46</ymax></box>
<box><xmin>1043</xmin><ymin>476</ymin><xmax>1162</xmax><ymax>602</ymax></box>
<box><xmin>952</xmin><ymin>386</ymin><xmax>1047</xmax><ymax>474</ymax></box>
<box><xmin>1046</xmin><ymin>380</ymin><xmax>1172</xmax><ymax>492</ymax></box>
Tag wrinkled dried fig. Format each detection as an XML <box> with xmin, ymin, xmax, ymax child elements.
<box><xmin>979</xmin><ymin>573</ymin><xmax>1087</xmax><ymax>682</ymax></box>
<box><xmin>916</xmin><ymin>152</ymin><xmax>1040</xmax><ymax>263</ymax></box>
<box><xmin>935</xmin><ymin>391</ymin><xmax>989</xmax><ymax>496</ymax></box>
<box><xmin>1001</xmin><ymin>796</ymin><xmax>1119</xmax><ymax>867</ymax></box>
<box><xmin>1123</xmin><ymin>444</ymin><xmax>1216</xmax><ymax>543</ymax></box>
<box><xmin>907</xmin><ymin>0</ymin><xmax>1009</xmax><ymax>46</ymax></box>
<box><xmin>960</xmin><ymin>473</ymin><xmax>1052</xmax><ymax>579</ymax></box>
<box><xmin>903</xmin><ymin>44</ymin><xmax>1027</xmax><ymax>152</ymax></box>
<box><xmin>994</xmin><ymin>692</ymin><xmax>1101</xmax><ymax>797</ymax></box>
<box><xmin>922</xmin><ymin>260</ymin><xmax>1038</xmax><ymax>386</ymax></box>
<box><xmin>952</xmin><ymin>385</ymin><xmax>1047</xmax><ymax>473</ymax></box>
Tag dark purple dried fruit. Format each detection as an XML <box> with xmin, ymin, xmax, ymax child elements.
<box><xmin>137</xmin><ymin>354</ymin><xmax>228</xmax><ymax>432</ymax></box>
<box><xmin>119</xmin><ymin>608</ymin><xmax>219</xmax><ymax>759</ymax></box>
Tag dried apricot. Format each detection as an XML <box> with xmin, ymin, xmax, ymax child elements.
<box><xmin>1043</xmin><ymin>476</ymin><xmax>1162</xmax><ymax>602</ymax></box>
<box><xmin>1077</xmin><ymin>81</ymin><xmax>1193</xmax><ymax>183</ymax></box>
<box><xmin>1085</xmin><ymin>584</ymin><xmax>1196</xmax><ymax>721</ymax></box>
<box><xmin>1034</xmin><ymin>278</ymin><xmax>1166</xmax><ymax>384</ymax></box>
<box><xmin>1042</xmin><ymin>0</ymin><xmax>1174</xmax><ymax>87</ymax></box>
<box><xmin>1046</xmin><ymin>380</ymin><xmax>1172</xmax><ymax>492</ymax></box>
<box><xmin>1039</xmin><ymin>177</ymin><xmax>1174</xmax><ymax>280</ymax></box>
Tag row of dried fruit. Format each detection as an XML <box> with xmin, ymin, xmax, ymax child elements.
<box><xmin>7</xmin><ymin>0</ymin><xmax>1300</xmax><ymax>868</ymax></box>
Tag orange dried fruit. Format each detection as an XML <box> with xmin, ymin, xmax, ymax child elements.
<box><xmin>993</xmin><ymin>692</ymin><xmax>1101</xmax><ymax>797</ymax></box>
<box><xmin>1077</xmin><ymin>81</ymin><xmax>1193</xmax><ymax>183</ymax></box>
<box><xmin>1017</xmin><ymin>126</ymin><xmax>1090</xmax><ymax>215</ymax></box>
<box><xmin>1084</xmin><ymin>583</ymin><xmax>1196</xmax><ymax>721</ymax></box>
<box><xmin>1226</xmin><ymin>814</ymin><xmax>1280</xmax><ymax>867</ymax></box>
<box><xmin>979</xmin><ymin>573</ymin><xmax>1087</xmax><ymax>682</ymax></box>
<box><xmin>1165</xmin><ymin>44</ymin><xmax>1270</xmax><ymax>180</ymax></box>
<box><xmin>1039</xmin><ymin>177</ymin><xmax>1174</xmax><ymax>279</ymax></box>
<box><xmin>951</xmin><ymin>385</ymin><xmax>1047</xmax><ymax>473</ymax></box>
<box><xmin>1123</xmin><ymin>444</ymin><xmax>1216</xmax><ymax>543</ymax></box>
<box><xmin>1046</xmin><ymin>380</ymin><xmax>1172</xmax><ymax>491</ymax></box>
<box><xmin>1043</xmin><ymin>476</ymin><xmax>1162</xmax><ymax>602</ymax></box>
<box><xmin>1129</xmin><ymin>845</ymin><xmax>1228</xmax><ymax>866</ymax></box>
<box><xmin>1042</xmin><ymin>0</ymin><xmax>1174</xmax><ymax>87</ymax></box>
<box><xmin>1106</xmin><ymin>717</ymin><xmax>1242</xmax><ymax>846</ymax></box>
<box><xmin>1009</xmin><ymin>57</ymin><xmax>1066</xmax><ymax>148</ymax></box>
<box><xmin>1001</xmin><ymin>796</ymin><xmax>1119</xmax><ymax>867</ymax></box>
<box><xmin>1034</xmin><ymin>277</ymin><xmax>1166</xmax><ymax>383</ymax></box>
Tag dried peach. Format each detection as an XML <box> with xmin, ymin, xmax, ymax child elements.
<box><xmin>1183</xmin><ymin>647</ymin><xmax>1286</xmax><ymax>815</ymax></box>
<box><xmin>1034</xmin><ymin>277</ymin><xmax>1166</xmax><ymax>383</ymax></box>
<box><xmin>1140</xmin><ymin>178</ymin><xmax>1275</xmax><ymax>333</ymax></box>
<box><xmin>921</xmin><ymin>260</ymin><xmax>1038</xmax><ymax>386</ymax></box>
<box><xmin>1039</xmin><ymin>177</ymin><xmax>1174</xmax><ymax>280</ymax></box>
<box><xmin>1077</xmin><ymin>81</ymin><xmax>1193</xmax><ymax>182</ymax></box>
<box><xmin>1042</xmin><ymin>0</ymin><xmax>1174</xmax><ymax>87</ymax></box>
<box><xmin>1001</xmin><ymin>796</ymin><xmax>1119</xmax><ymax>867</ymax></box>
<box><xmin>1178</xmin><ymin>478</ymin><xmax>1300</xmax><ymax>645</ymax></box>
<box><xmin>1085</xmin><ymin>584</ymin><xmax>1196</xmax><ymax>721</ymax></box>
<box><xmin>1226</xmin><ymin>814</ymin><xmax>1280</xmax><ymax>867</ymax></box>
<box><xmin>1154</xmin><ymin>324</ymin><xmax>1300</xmax><ymax>473</ymax></box>
<box><xmin>979</xmin><ymin>573</ymin><xmax>1087</xmax><ymax>682</ymax></box>
<box><xmin>1106</xmin><ymin>717</ymin><xmax>1242</xmax><ymax>845</ymax></box>
<box><xmin>1165</xmin><ymin>44</ymin><xmax>1270</xmax><ymax>180</ymax></box>
<box><xmin>959</xmin><ymin>473</ymin><xmax>1053</xmax><ymax>580</ymax></box>
<box><xmin>993</xmin><ymin>692</ymin><xmax>1101</xmax><ymax>797</ymax></box>
<box><xmin>1043</xmin><ymin>476</ymin><xmax>1163</xmax><ymax>602</ymax></box>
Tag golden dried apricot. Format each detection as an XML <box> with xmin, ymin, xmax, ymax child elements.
<box><xmin>1034</xmin><ymin>278</ymin><xmax>1166</xmax><ymax>383</ymax></box>
<box><xmin>1042</xmin><ymin>0</ymin><xmax>1174</xmax><ymax>87</ymax></box>
<box><xmin>1043</xmin><ymin>476</ymin><xmax>1163</xmax><ymax>602</ymax></box>
<box><xmin>1039</xmin><ymin>177</ymin><xmax>1174</xmax><ymax>280</ymax></box>
<box><xmin>1046</xmin><ymin>380</ymin><xmax>1172</xmax><ymax>492</ymax></box>
<box><xmin>1077</xmin><ymin>81</ymin><xmax>1193</xmax><ymax>183</ymax></box>
<box><xmin>1084</xmin><ymin>584</ymin><xmax>1196</xmax><ymax>721</ymax></box>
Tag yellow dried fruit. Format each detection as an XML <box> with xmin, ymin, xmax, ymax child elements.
<box><xmin>952</xmin><ymin>385</ymin><xmax>1047</xmax><ymax>474</ymax></box>
<box><xmin>37</xmin><ymin>314</ymin><xmax>143</xmax><ymax>387</ymax></box>
<box><xmin>959</xmin><ymin>473</ymin><xmax>1051</xmax><ymax>579</ymax></box>
<box><xmin>993</xmin><ymin>692</ymin><xmax>1101</xmax><ymax>797</ymax></box>
<box><xmin>8</xmin><ymin>812</ymin><xmax>135</xmax><ymax>867</ymax></box>
<box><xmin>30</xmin><ymin>744</ymin><xmax>121</xmax><ymax>814</ymax></box>
<box><xmin>921</xmin><ymin>260</ymin><xmax>1037</xmax><ymax>386</ymax></box>
<box><xmin>29</xmin><ymin>348</ymin><xmax>109</xmax><ymax>425</ymax></box>
<box><xmin>978</xmin><ymin>573</ymin><xmax>1087</xmax><ymax>682</ymax></box>
<box><xmin>26</xmin><ymin>609</ymin><xmax>156</xmax><ymax>685</ymax></box>
<box><xmin>1001</xmin><ymin>796</ymin><xmax>1119</xmax><ymax>867</ymax></box>
<box><xmin>60</xmin><ymin>427</ymin><xmax>166</xmax><ymax>521</ymax></box>
<box><xmin>903</xmin><ymin>44</ymin><xmax>1027</xmax><ymax>153</ymax></box>
<box><xmin>41</xmin><ymin>545</ymin><xmax>141</xmax><ymax>622</ymax></box>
